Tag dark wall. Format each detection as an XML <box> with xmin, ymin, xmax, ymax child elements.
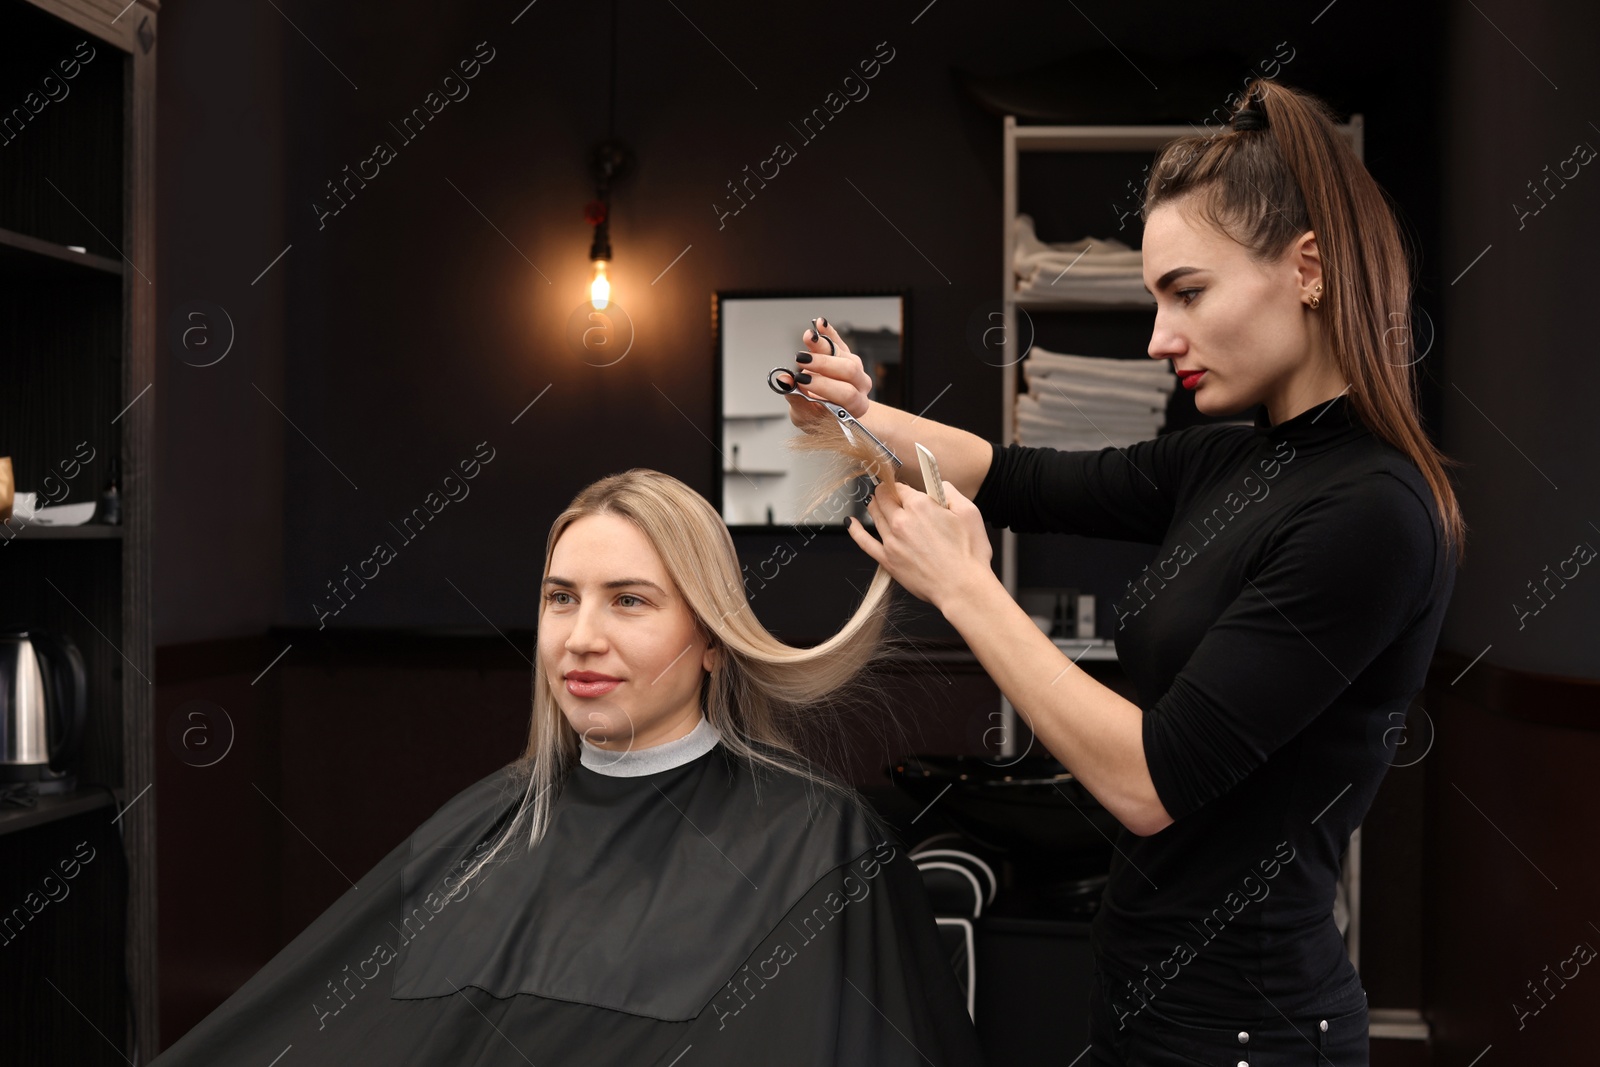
<box><xmin>1422</xmin><ymin>681</ymin><xmax>1600</xmax><ymax>1065</ymax></box>
<box><xmin>1438</xmin><ymin>0</ymin><xmax>1600</xmax><ymax>675</ymax></box>
<box><xmin>1419</xmin><ymin>1</ymin><xmax>1600</xmax><ymax>1063</ymax></box>
<box><xmin>155</xmin><ymin>0</ymin><xmax>287</xmax><ymax>644</ymax></box>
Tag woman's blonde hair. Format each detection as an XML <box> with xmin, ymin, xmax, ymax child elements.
<box><xmin>1141</xmin><ymin>77</ymin><xmax>1466</xmax><ymax>563</ymax></box>
<box><xmin>443</xmin><ymin>420</ymin><xmax>912</xmax><ymax>900</ymax></box>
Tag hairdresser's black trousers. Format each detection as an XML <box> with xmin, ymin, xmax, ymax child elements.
<box><xmin>1086</xmin><ymin>968</ymin><xmax>1370</xmax><ymax>1066</ymax></box>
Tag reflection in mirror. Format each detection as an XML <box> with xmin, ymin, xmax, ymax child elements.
<box><xmin>715</xmin><ymin>292</ymin><xmax>906</xmax><ymax>529</ymax></box>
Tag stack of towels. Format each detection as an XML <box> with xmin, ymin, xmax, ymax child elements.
<box><xmin>1017</xmin><ymin>346</ymin><xmax>1176</xmax><ymax>450</ymax></box>
<box><xmin>1013</xmin><ymin>214</ymin><xmax>1154</xmax><ymax>307</ymax></box>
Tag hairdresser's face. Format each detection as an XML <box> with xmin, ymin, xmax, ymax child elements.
<box><xmin>541</xmin><ymin>514</ymin><xmax>718</xmax><ymax>752</ymax></box>
<box><xmin>1143</xmin><ymin>199</ymin><xmax>1331</xmax><ymax>424</ymax></box>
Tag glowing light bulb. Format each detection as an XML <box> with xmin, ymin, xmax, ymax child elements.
<box><xmin>589</xmin><ymin>259</ymin><xmax>610</xmax><ymax>310</ymax></box>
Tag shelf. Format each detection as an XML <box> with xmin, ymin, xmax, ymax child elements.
<box><xmin>1015</xmin><ymin>291</ymin><xmax>1155</xmax><ymax>312</ymax></box>
<box><xmin>0</xmin><ymin>226</ymin><xmax>124</xmax><ymax>280</ymax></box>
<box><xmin>1</xmin><ymin>521</ymin><xmax>123</xmax><ymax>540</ymax></box>
<box><xmin>1013</xmin><ymin>123</ymin><xmax>1211</xmax><ymax>152</ymax></box>
<box><xmin>1012</xmin><ymin>117</ymin><xmax>1362</xmax><ymax>154</ymax></box>
<box><xmin>0</xmin><ymin>787</ymin><xmax>116</xmax><ymax>838</ymax></box>
<box><xmin>1051</xmin><ymin>637</ymin><xmax>1118</xmax><ymax>662</ymax></box>
<box><xmin>1369</xmin><ymin>1009</ymin><xmax>1430</xmax><ymax>1042</ymax></box>
<box><xmin>724</xmin><ymin>469</ymin><xmax>788</xmax><ymax>477</ymax></box>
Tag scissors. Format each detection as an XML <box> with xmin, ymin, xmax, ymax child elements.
<box><xmin>767</xmin><ymin>323</ymin><xmax>902</xmax><ymax>470</ymax></box>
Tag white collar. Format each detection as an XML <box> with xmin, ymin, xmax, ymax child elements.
<box><xmin>578</xmin><ymin>714</ymin><xmax>722</xmax><ymax>777</ymax></box>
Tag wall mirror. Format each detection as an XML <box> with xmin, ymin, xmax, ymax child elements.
<box><xmin>714</xmin><ymin>290</ymin><xmax>908</xmax><ymax>530</ymax></box>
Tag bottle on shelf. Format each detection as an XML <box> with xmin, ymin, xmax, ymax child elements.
<box><xmin>90</xmin><ymin>458</ymin><xmax>120</xmax><ymax>525</ymax></box>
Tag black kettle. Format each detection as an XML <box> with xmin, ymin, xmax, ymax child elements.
<box><xmin>0</xmin><ymin>631</ymin><xmax>88</xmax><ymax>792</ymax></box>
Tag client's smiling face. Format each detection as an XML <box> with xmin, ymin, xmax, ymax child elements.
<box><xmin>540</xmin><ymin>513</ymin><xmax>717</xmax><ymax>752</ymax></box>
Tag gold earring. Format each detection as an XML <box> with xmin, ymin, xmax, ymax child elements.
<box><xmin>1309</xmin><ymin>282</ymin><xmax>1323</xmax><ymax>310</ymax></box>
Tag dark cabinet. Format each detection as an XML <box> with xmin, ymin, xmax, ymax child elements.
<box><xmin>0</xmin><ymin>0</ymin><xmax>158</xmax><ymax>1060</ymax></box>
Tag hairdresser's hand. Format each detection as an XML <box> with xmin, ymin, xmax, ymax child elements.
<box><xmin>781</xmin><ymin>317</ymin><xmax>874</xmax><ymax>431</ymax></box>
<box><xmin>845</xmin><ymin>478</ymin><xmax>994</xmax><ymax>611</ymax></box>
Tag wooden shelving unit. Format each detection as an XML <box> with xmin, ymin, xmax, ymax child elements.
<box><xmin>0</xmin><ymin>0</ymin><xmax>158</xmax><ymax>1062</ymax></box>
<box><xmin>4</xmin><ymin>523</ymin><xmax>125</xmax><ymax>540</ymax></box>
<box><xmin>0</xmin><ymin>788</ymin><xmax>118</xmax><ymax>838</ymax></box>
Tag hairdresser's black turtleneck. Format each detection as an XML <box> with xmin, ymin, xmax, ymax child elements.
<box><xmin>973</xmin><ymin>390</ymin><xmax>1455</xmax><ymax>1022</ymax></box>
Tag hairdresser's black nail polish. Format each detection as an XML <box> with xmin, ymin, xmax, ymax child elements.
<box><xmin>805</xmin><ymin>329</ymin><xmax>817</xmax><ymax>342</ymax></box>
<box><xmin>796</xmin><ymin>372</ymin><xmax>812</xmax><ymax>384</ymax></box>
<box><xmin>819</xmin><ymin>316</ymin><xmax>829</xmax><ymax>328</ymax></box>
<box><xmin>795</xmin><ymin>352</ymin><xmax>813</xmax><ymax>364</ymax></box>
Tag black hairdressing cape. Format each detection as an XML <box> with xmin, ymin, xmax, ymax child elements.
<box><xmin>151</xmin><ymin>743</ymin><xmax>985</xmax><ymax>1066</ymax></box>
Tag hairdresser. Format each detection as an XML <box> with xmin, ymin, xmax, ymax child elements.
<box><xmin>780</xmin><ymin>78</ymin><xmax>1460</xmax><ymax>1067</ymax></box>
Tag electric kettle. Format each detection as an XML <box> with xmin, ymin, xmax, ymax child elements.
<box><xmin>0</xmin><ymin>631</ymin><xmax>88</xmax><ymax>792</ymax></box>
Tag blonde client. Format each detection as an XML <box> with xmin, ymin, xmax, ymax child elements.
<box><xmin>151</xmin><ymin>454</ymin><xmax>983</xmax><ymax>1067</ymax></box>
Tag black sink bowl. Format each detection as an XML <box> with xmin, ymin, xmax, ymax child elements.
<box><xmin>888</xmin><ymin>753</ymin><xmax>1126</xmax><ymax>857</ymax></box>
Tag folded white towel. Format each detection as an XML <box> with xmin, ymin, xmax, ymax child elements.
<box><xmin>1014</xmin><ymin>215</ymin><xmax>1145</xmax><ymax>275</ymax></box>
<box><xmin>1013</xmin><ymin>215</ymin><xmax>1150</xmax><ymax>314</ymax></box>
<box><xmin>1016</xmin><ymin>341</ymin><xmax>1170</xmax><ymax>442</ymax></box>
<box><xmin>1018</xmin><ymin>394</ymin><xmax>1166</xmax><ymax>419</ymax></box>
<box><xmin>1019</xmin><ymin>263</ymin><xmax>1148</xmax><ymax>282</ymax></box>
<box><xmin>1017</xmin><ymin>427</ymin><xmax>1154</xmax><ymax>450</ymax></box>
<box><xmin>1017</xmin><ymin>404</ymin><xmax>1164</xmax><ymax>432</ymax></box>
<box><xmin>1029</xmin><ymin>400</ymin><xmax>1167</xmax><ymax>426</ymax></box>
<box><xmin>1018</xmin><ymin>428</ymin><xmax>1163</xmax><ymax>452</ymax></box>
<box><xmin>1023</xmin><ymin>370</ymin><xmax>1170</xmax><ymax>399</ymax></box>
<box><xmin>1017</xmin><ymin>284</ymin><xmax>1158</xmax><ymax>309</ymax></box>
<box><xmin>1024</xmin><ymin>412</ymin><xmax>1164</xmax><ymax>438</ymax></box>
<box><xmin>1024</xmin><ymin>347</ymin><xmax>1173</xmax><ymax>383</ymax></box>
<box><xmin>1028</xmin><ymin>380</ymin><xmax>1170</xmax><ymax>410</ymax></box>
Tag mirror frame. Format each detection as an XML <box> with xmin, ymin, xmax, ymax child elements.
<box><xmin>712</xmin><ymin>288</ymin><xmax>911</xmax><ymax>534</ymax></box>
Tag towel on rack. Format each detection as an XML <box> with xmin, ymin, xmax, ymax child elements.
<box><xmin>1012</xmin><ymin>344</ymin><xmax>1176</xmax><ymax>450</ymax></box>
<box><xmin>1013</xmin><ymin>214</ymin><xmax>1144</xmax><ymax>277</ymax></box>
<box><xmin>1017</xmin><ymin>408</ymin><xmax>1165</xmax><ymax>442</ymax></box>
<box><xmin>1016</xmin><ymin>425</ymin><xmax>1158</xmax><ymax>450</ymax></box>
<box><xmin>1023</xmin><ymin>369</ymin><xmax>1169</xmax><ymax>397</ymax></box>
<box><xmin>1023</xmin><ymin>347</ymin><xmax>1173</xmax><ymax>385</ymax></box>
<box><xmin>1017</xmin><ymin>403</ymin><xmax>1166</xmax><ymax>436</ymax></box>
<box><xmin>1013</xmin><ymin>215</ymin><xmax>1154</xmax><ymax>306</ymax></box>
<box><xmin>1016</xmin><ymin>275</ymin><xmax>1157</xmax><ymax>306</ymax></box>
<box><xmin>1027</xmin><ymin>379</ymin><xmax>1171</xmax><ymax>410</ymax></box>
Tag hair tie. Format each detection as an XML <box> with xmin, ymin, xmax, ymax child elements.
<box><xmin>1230</xmin><ymin>98</ymin><xmax>1268</xmax><ymax>131</ymax></box>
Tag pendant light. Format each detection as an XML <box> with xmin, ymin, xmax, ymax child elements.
<box><xmin>584</xmin><ymin>0</ymin><xmax>631</xmax><ymax>311</ymax></box>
